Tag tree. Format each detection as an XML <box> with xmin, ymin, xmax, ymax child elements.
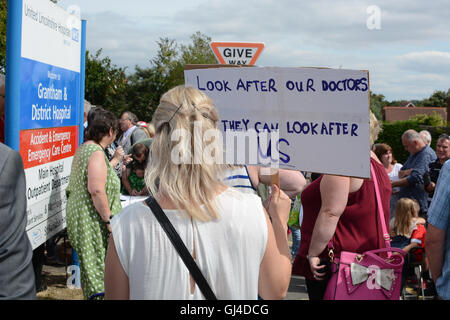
<box><xmin>180</xmin><ymin>32</ymin><xmax>217</xmax><ymax>66</ymax></box>
<box><xmin>370</xmin><ymin>92</ymin><xmax>387</xmax><ymax>120</ymax></box>
<box><xmin>126</xmin><ymin>37</ymin><xmax>179</xmax><ymax>122</ymax></box>
<box><xmin>84</xmin><ymin>49</ymin><xmax>129</xmax><ymax>116</ymax></box>
<box><xmin>419</xmin><ymin>90</ymin><xmax>449</xmax><ymax>107</ymax></box>
<box><xmin>126</xmin><ymin>32</ymin><xmax>217</xmax><ymax>122</ymax></box>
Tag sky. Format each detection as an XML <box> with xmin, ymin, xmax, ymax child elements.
<box><xmin>57</xmin><ymin>0</ymin><xmax>450</xmax><ymax>102</ymax></box>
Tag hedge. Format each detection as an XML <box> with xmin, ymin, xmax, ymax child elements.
<box><xmin>376</xmin><ymin>121</ymin><xmax>449</xmax><ymax>164</ymax></box>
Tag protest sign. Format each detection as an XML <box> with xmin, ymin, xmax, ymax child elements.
<box><xmin>184</xmin><ymin>66</ymin><xmax>371</xmax><ymax>178</ymax></box>
<box><xmin>6</xmin><ymin>0</ymin><xmax>85</xmax><ymax>249</ymax></box>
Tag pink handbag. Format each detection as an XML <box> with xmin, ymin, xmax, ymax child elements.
<box><xmin>323</xmin><ymin>163</ymin><xmax>406</xmax><ymax>300</ymax></box>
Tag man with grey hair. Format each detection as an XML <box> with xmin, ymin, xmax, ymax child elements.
<box><xmin>392</xmin><ymin>129</ymin><xmax>437</xmax><ymax>217</ymax></box>
<box><xmin>420</xmin><ymin>130</ymin><xmax>432</xmax><ymax>147</ymax></box>
<box><xmin>0</xmin><ymin>74</ymin><xmax>5</xmax><ymax>143</ymax></box>
<box><xmin>117</xmin><ymin>111</ymin><xmax>147</xmax><ymax>154</ymax></box>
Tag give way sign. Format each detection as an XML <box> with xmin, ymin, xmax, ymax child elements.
<box><xmin>210</xmin><ymin>42</ymin><xmax>265</xmax><ymax>65</ymax></box>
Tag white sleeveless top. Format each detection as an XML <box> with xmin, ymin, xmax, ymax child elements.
<box><xmin>111</xmin><ymin>187</ymin><xmax>268</xmax><ymax>300</ymax></box>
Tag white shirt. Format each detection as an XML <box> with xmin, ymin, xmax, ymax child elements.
<box><xmin>111</xmin><ymin>187</ymin><xmax>268</xmax><ymax>300</ymax></box>
<box><xmin>388</xmin><ymin>163</ymin><xmax>403</xmax><ymax>193</ymax></box>
<box><xmin>119</xmin><ymin>125</ymin><xmax>136</xmax><ymax>145</ymax></box>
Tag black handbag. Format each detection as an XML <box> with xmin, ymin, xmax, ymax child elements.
<box><xmin>144</xmin><ymin>196</ymin><xmax>217</xmax><ymax>300</ymax></box>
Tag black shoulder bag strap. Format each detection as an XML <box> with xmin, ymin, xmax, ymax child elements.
<box><xmin>144</xmin><ymin>196</ymin><xmax>217</xmax><ymax>300</ymax></box>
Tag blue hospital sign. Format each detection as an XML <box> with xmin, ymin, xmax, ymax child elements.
<box><xmin>5</xmin><ymin>0</ymin><xmax>84</xmax><ymax>249</ymax></box>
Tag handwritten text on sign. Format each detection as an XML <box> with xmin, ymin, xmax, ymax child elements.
<box><xmin>185</xmin><ymin>67</ymin><xmax>370</xmax><ymax>178</ymax></box>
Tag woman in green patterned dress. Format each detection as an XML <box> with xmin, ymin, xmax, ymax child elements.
<box><xmin>66</xmin><ymin>108</ymin><xmax>123</xmax><ymax>299</ymax></box>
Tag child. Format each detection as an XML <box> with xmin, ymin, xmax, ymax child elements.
<box><xmin>390</xmin><ymin>198</ymin><xmax>427</xmax><ymax>293</ymax></box>
<box><xmin>121</xmin><ymin>143</ymin><xmax>149</xmax><ymax>196</ymax></box>
<box><xmin>390</xmin><ymin>198</ymin><xmax>426</xmax><ymax>258</ymax></box>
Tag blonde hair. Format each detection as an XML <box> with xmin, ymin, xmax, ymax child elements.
<box><xmin>145</xmin><ymin>85</ymin><xmax>224</xmax><ymax>221</ymax></box>
<box><xmin>393</xmin><ymin>198</ymin><xmax>418</xmax><ymax>237</ymax></box>
<box><xmin>369</xmin><ymin>111</ymin><xmax>382</xmax><ymax>147</ymax></box>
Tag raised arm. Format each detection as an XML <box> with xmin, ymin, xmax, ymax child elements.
<box><xmin>250</xmin><ymin>166</ymin><xmax>307</xmax><ymax>198</ymax></box>
<box><xmin>258</xmin><ymin>185</ymin><xmax>292</xmax><ymax>299</ymax></box>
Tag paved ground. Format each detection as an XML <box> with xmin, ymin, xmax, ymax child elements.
<box><xmin>285</xmin><ymin>275</ymin><xmax>309</xmax><ymax>300</ymax></box>
<box><xmin>36</xmin><ymin>236</ymin><xmax>309</xmax><ymax>300</ymax></box>
<box><xmin>38</xmin><ymin>262</ymin><xmax>309</xmax><ymax>300</ymax></box>
<box><xmin>37</xmin><ymin>262</ymin><xmax>435</xmax><ymax>301</ymax></box>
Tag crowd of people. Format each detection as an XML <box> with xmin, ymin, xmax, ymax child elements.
<box><xmin>0</xmin><ymin>80</ymin><xmax>449</xmax><ymax>300</ymax></box>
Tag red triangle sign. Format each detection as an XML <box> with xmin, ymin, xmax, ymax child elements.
<box><xmin>210</xmin><ymin>42</ymin><xmax>264</xmax><ymax>66</ymax></box>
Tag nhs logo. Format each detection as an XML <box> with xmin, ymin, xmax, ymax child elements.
<box><xmin>71</xmin><ymin>28</ymin><xmax>79</xmax><ymax>42</ymax></box>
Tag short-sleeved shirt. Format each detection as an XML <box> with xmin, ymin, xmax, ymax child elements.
<box><xmin>427</xmin><ymin>159</ymin><xmax>450</xmax><ymax>300</ymax></box>
<box><xmin>398</xmin><ymin>146</ymin><xmax>436</xmax><ymax>213</ymax></box>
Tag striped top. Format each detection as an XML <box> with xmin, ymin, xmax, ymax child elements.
<box><xmin>222</xmin><ymin>166</ymin><xmax>257</xmax><ymax>195</ymax></box>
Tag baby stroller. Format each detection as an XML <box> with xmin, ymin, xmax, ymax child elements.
<box><xmin>391</xmin><ymin>235</ymin><xmax>430</xmax><ymax>300</ymax></box>
<box><xmin>403</xmin><ymin>247</ymin><xmax>426</xmax><ymax>300</ymax></box>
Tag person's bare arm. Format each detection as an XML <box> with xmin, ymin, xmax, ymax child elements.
<box><xmin>253</xmin><ymin>166</ymin><xmax>307</xmax><ymax>198</ymax></box>
<box><xmin>105</xmin><ymin>236</ymin><xmax>130</xmax><ymax>299</ymax></box>
<box><xmin>398</xmin><ymin>169</ymin><xmax>412</xmax><ymax>178</ymax></box>
<box><xmin>258</xmin><ymin>185</ymin><xmax>292</xmax><ymax>299</ymax></box>
<box><xmin>308</xmin><ymin>175</ymin><xmax>350</xmax><ymax>279</ymax></box>
<box><xmin>401</xmin><ymin>242</ymin><xmax>418</xmax><ymax>254</ymax></box>
<box><xmin>391</xmin><ymin>177</ymin><xmax>409</xmax><ymax>188</ymax></box>
<box><xmin>121</xmin><ymin>168</ymin><xmax>133</xmax><ymax>195</ymax></box>
<box><xmin>87</xmin><ymin>151</ymin><xmax>112</xmax><ymax>231</ymax></box>
<box><xmin>425</xmin><ymin>224</ymin><xmax>445</xmax><ymax>283</ymax></box>
<box><xmin>110</xmin><ymin>146</ymin><xmax>124</xmax><ymax>168</ymax></box>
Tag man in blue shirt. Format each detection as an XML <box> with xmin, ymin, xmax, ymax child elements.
<box><xmin>426</xmin><ymin>159</ymin><xmax>450</xmax><ymax>300</ymax></box>
<box><xmin>392</xmin><ymin>129</ymin><xmax>437</xmax><ymax>216</ymax></box>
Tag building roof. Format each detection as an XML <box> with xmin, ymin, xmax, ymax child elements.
<box><xmin>383</xmin><ymin>106</ymin><xmax>447</xmax><ymax>122</ymax></box>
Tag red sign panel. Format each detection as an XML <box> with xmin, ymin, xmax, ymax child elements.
<box><xmin>20</xmin><ymin>126</ymin><xmax>78</xmax><ymax>169</ymax></box>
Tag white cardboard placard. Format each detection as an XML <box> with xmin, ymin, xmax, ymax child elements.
<box><xmin>185</xmin><ymin>66</ymin><xmax>370</xmax><ymax>178</ymax></box>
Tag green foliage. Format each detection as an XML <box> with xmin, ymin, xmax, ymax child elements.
<box><xmin>84</xmin><ymin>49</ymin><xmax>129</xmax><ymax>116</ymax></box>
<box><xmin>376</xmin><ymin>114</ymin><xmax>449</xmax><ymax>164</ymax></box>
<box><xmin>126</xmin><ymin>32</ymin><xmax>216</xmax><ymax>122</ymax></box>
<box><xmin>180</xmin><ymin>31</ymin><xmax>217</xmax><ymax>66</ymax></box>
<box><xmin>370</xmin><ymin>92</ymin><xmax>387</xmax><ymax>120</ymax></box>
<box><xmin>417</xmin><ymin>90</ymin><xmax>450</xmax><ymax>107</ymax></box>
<box><xmin>408</xmin><ymin>112</ymin><xmax>446</xmax><ymax>127</ymax></box>
<box><xmin>126</xmin><ymin>37</ymin><xmax>179</xmax><ymax>122</ymax></box>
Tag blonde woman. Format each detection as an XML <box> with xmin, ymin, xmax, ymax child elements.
<box><xmin>104</xmin><ymin>85</ymin><xmax>292</xmax><ymax>300</ymax></box>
